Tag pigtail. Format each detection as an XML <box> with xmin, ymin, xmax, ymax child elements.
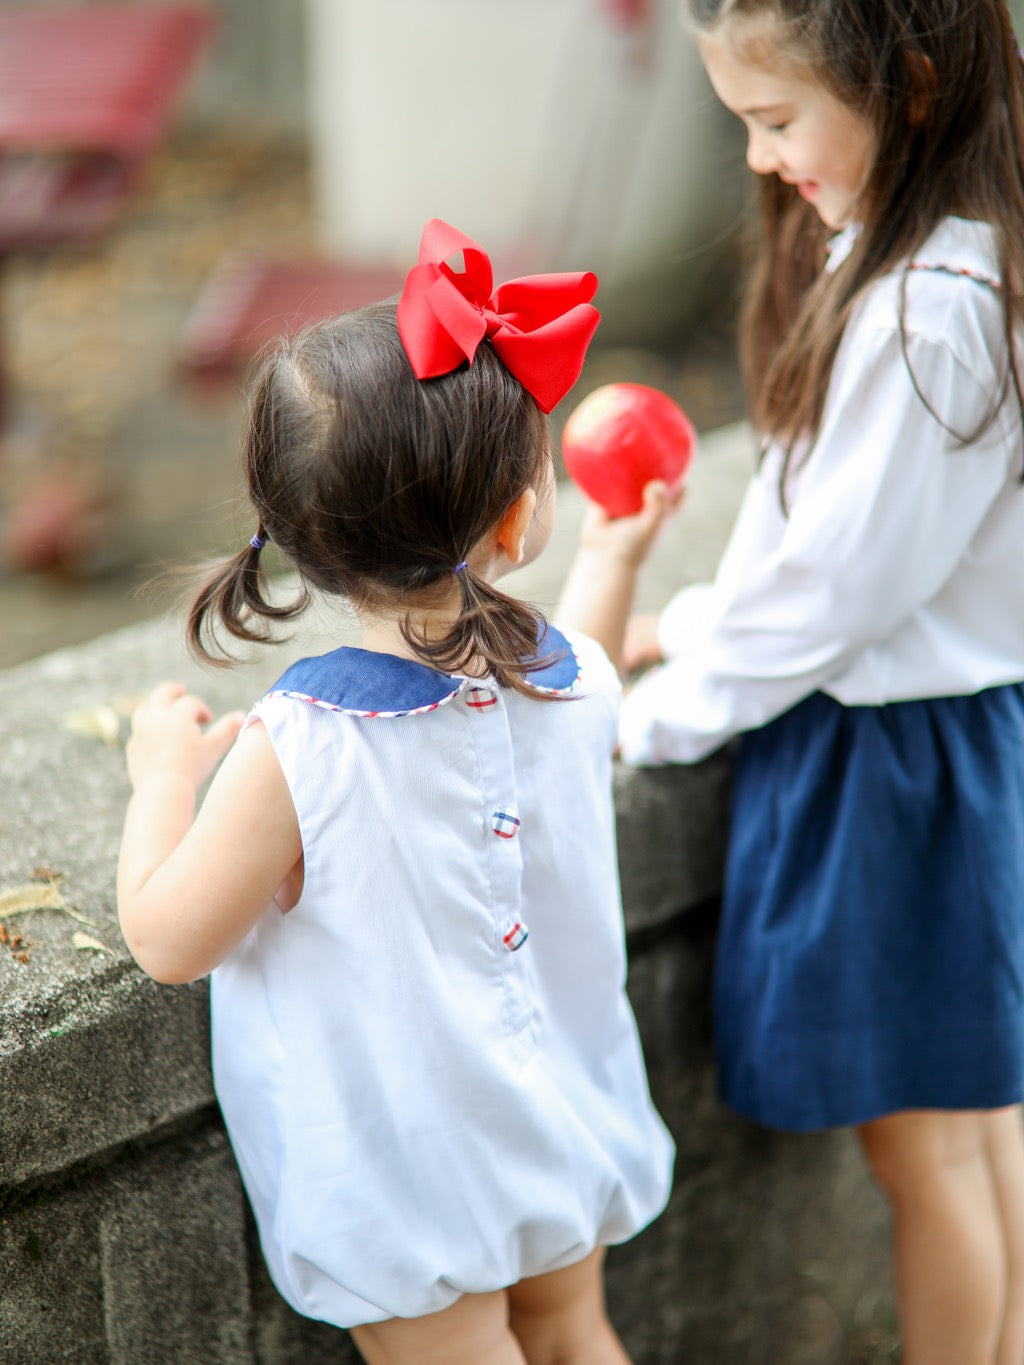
<box><xmin>402</xmin><ymin>568</ymin><xmax>559</xmax><ymax>699</ymax></box>
<box><xmin>186</xmin><ymin>527</ymin><xmax>309</xmax><ymax>666</ymax></box>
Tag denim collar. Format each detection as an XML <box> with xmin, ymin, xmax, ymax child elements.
<box><xmin>265</xmin><ymin>622</ymin><xmax>580</xmax><ymax>717</ymax></box>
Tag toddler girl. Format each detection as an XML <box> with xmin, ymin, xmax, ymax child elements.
<box><xmin>117</xmin><ymin>219</ymin><xmax>674</xmax><ymax>1365</ymax></box>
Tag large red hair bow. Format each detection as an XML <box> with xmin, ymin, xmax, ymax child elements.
<box><xmin>397</xmin><ymin>218</ymin><xmax>600</xmax><ymax>414</ymax></box>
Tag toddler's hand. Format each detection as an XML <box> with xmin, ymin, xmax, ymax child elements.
<box><xmin>623</xmin><ymin>613</ymin><xmax>665</xmax><ymax>674</ymax></box>
<box><xmin>577</xmin><ymin>479</ymin><xmax>680</xmax><ymax>569</ymax></box>
<box><xmin>126</xmin><ymin>682</ymin><xmax>245</xmax><ymax>792</ymax></box>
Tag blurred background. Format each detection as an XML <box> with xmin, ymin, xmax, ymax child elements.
<box><xmin>0</xmin><ymin>0</ymin><xmax>752</xmax><ymax>668</ymax></box>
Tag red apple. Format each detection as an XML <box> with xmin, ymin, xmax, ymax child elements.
<box><xmin>561</xmin><ymin>382</ymin><xmax>696</xmax><ymax>517</ymax></box>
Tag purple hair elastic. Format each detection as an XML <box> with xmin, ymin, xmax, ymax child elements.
<box><xmin>250</xmin><ymin>532</ymin><xmax>267</xmax><ymax>551</ymax></box>
<box><xmin>453</xmin><ymin>560</ymin><xmax>469</xmax><ymax>575</ymax></box>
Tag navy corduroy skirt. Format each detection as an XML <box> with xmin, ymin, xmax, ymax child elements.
<box><xmin>715</xmin><ymin>683</ymin><xmax>1024</xmax><ymax>1132</ymax></box>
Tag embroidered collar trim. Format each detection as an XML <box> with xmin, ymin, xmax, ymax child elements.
<box><xmin>264</xmin><ymin>622</ymin><xmax>581</xmax><ymax>718</ymax></box>
<box><xmin>825</xmin><ymin>217</ymin><xmax>1001</xmax><ymax>289</ymax></box>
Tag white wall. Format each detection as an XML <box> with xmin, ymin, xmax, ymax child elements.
<box><xmin>304</xmin><ymin>0</ymin><xmax>741</xmax><ymax>317</ymax></box>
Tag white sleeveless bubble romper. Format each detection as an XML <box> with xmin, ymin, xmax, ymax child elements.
<box><xmin>211</xmin><ymin>624</ymin><xmax>674</xmax><ymax>1327</ymax></box>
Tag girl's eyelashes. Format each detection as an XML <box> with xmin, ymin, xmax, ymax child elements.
<box><xmin>740</xmin><ymin>113</ymin><xmax>789</xmax><ymax>136</ymax></box>
<box><xmin>754</xmin><ymin>111</ymin><xmax>791</xmax><ymax>133</ymax></box>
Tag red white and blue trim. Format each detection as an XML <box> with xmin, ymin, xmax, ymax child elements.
<box><xmin>263</xmin><ymin>623</ymin><xmax>582</xmax><ymax>717</ymax></box>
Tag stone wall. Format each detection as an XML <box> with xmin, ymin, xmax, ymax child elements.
<box><xmin>0</xmin><ymin>613</ymin><xmax>896</xmax><ymax>1363</ymax></box>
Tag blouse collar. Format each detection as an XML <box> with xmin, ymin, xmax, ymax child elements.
<box><xmin>825</xmin><ymin>216</ymin><xmax>1000</xmax><ymax>286</ymax></box>
<box><xmin>265</xmin><ymin>621</ymin><xmax>581</xmax><ymax>718</ymax></box>
<box><xmin>825</xmin><ymin>222</ymin><xmax>861</xmax><ymax>273</ymax></box>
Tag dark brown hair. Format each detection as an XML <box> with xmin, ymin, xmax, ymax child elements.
<box><xmin>689</xmin><ymin>0</ymin><xmax>1024</xmax><ymax>493</ymax></box>
<box><xmin>188</xmin><ymin>302</ymin><xmax>556</xmax><ymax>696</ymax></box>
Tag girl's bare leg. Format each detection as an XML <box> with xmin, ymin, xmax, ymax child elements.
<box><xmin>507</xmin><ymin>1247</ymin><xmax>631</xmax><ymax>1365</ymax></box>
<box><xmin>985</xmin><ymin>1107</ymin><xmax>1024</xmax><ymax>1365</ymax></box>
<box><xmin>858</xmin><ymin>1109</ymin><xmax>1011</xmax><ymax>1364</ymax></box>
<box><xmin>350</xmin><ymin>1289</ymin><xmax>526</xmax><ymax>1365</ymax></box>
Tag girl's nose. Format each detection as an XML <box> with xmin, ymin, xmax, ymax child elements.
<box><xmin>746</xmin><ymin>129</ymin><xmax>778</xmax><ymax>176</ymax></box>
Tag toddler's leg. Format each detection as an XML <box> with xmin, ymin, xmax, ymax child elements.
<box><xmin>349</xmin><ymin>1288</ymin><xmax>526</xmax><ymax>1365</ymax></box>
<box><xmin>507</xmin><ymin>1247</ymin><xmax>631</xmax><ymax>1365</ymax></box>
<box><xmin>858</xmin><ymin>1108</ymin><xmax>1018</xmax><ymax>1365</ymax></box>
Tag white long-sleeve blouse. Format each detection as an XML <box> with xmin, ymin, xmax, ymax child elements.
<box><xmin>620</xmin><ymin>217</ymin><xmax>1024</xmax><ymax>765</ymax></box>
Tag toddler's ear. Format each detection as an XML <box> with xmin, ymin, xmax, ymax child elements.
<box><xmin>495</xmin><ymin>488</ymin><xmax>538</xmax><ymax>565</ymax></box>
<box><xmin>905</xmin><ymin>48</ymin><xmax>936</xmax><ymax>127</ymax></box>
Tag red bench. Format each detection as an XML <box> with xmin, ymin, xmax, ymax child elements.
<box><xmin>0</xmin><ymin>4</ymin><xmax>214</xmax><ymax>571</ymax></box>
<box><xmin>180</xmin><ymin>255</ymin><xmax>408</xmax><ymax>390</ymax></box>
<box><xmin>0</xmin><ymin>4</ymin><xmax>215</xmax><ymax>251</ymax></box>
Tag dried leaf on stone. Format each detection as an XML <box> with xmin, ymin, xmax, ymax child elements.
<box><xmin>63</xmin><ymin>704</ymin><xmax>121</xmax><ymax>747</ymax></box>
<box><xmin>0</xmin><ymin>882</ymin><xmax>69</xmax><ymax>916</ymax></box>
<box><xmin>0</xmin><ymin>881</ymin><xmax>96</xmax><ymax>927</ymax></box>
<box><xmin>63</xmin><ymin>693</ymin><xmax>146</xmax><ymax>747</ymax></box>
<box><xmin>72</xmin><ymin>931</ymin><xmax>109</xmax><ymax>954</ymax></box>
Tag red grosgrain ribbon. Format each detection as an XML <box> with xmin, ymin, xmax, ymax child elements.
<box><xmin>397</xmin><ymin>218</ymin><xmax>600</xmax><ymax>413</ymax></box>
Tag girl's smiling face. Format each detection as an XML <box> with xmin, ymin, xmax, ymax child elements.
<box><xmin>698</xmin><ymin>19</ymin><xmax>876</xmax><ymax>231</ymax></box>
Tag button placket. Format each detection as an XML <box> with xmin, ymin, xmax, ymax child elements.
<box><xmin>465</xmin><ymin>685</ymin><xmax>535</xmax><ymax>1034</ymax></box>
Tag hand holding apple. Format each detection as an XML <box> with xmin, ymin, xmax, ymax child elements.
<box><xmin>561</xmin><ymin>382</ymin><xmax>696</xmax><ymax>518</ymax></box>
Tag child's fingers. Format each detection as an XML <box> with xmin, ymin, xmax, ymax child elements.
<box><xmin>146</xmin><ymin>681</ymin><xmax>188</xmax><ymax>706</ymax></box>
<box><xmin>641</xmin><ymin>478</ymin><xmax>683</xmax><ymax>522</ymax></box>
<box><xmin>133</xmin><ymin>682</ymin><xmax>201</xmax><ymax>728</ymax></box>
<box><xmin>136</xmin><ymin>682</ymin><xmax>240</xmax><ymax>740</ymax></box>
<box><xmin>180</xmin><ymin>694</ymin><xmax>213</xmax><ymax>726</ymax></box>
<box><xmin>126</xmin><ymin>704</ymin><xmax>245</xmax><ymax>791</ymax></box>
<box><xmin>136</xmin><ymin>682</ymin><xmax>214</xmax><ymax>728</ymax></box>
<box><xmin>637</xmin><ymin>481</ymin><xmax>668</xmax><ymax>531</ymax></box>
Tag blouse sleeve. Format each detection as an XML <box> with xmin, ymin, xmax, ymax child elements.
<box><xmin>620</xmin><ymin>310</ymin><xmax>1013</xmax><ymax>765</ymax></box>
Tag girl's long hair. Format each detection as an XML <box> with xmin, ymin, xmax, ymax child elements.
<box><xmin>690</xmin><ymin>0</ymin><xmax>1024</xmax><ymax>490</ymax></box>
<box><xmin>188</xmin><ymin>304</ymin><xmax>557</xmax><ymax>697</ymax></box>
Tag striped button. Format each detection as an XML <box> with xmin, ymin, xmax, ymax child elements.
<box><xmin>491</xmin><ymin>808</ymin><xmax>521</xmax><ymax>839</ymax></box>
<box><xmin>503</xmin><ymin>920</ymin><xmax>529</xmax><ymax>951</ymax></box>
<box><xmin>466</xmin><ymin>687</ymin><xmax>498</xmax><ymax>710</ymax></box>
